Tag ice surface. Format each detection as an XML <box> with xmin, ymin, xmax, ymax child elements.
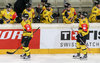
<box><xmin>0</xmin><ymin>54</ymin><xmax>99</xmax><ymax>63</ymax></box>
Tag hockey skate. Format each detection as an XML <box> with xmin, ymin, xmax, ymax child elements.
<box><xmin>73</xmin><ymin>53</ymin><xmax>80</xmax><ymax>59</ymax></box>
<box><xmin>80</xmin><ymin>54</ymin><xmax>87</xmax><ymax>60</ymax></box>
<box><xmin>20</xmin><ymin>54</ymin><xmax>26</xmax><ymax>58</ymax></box>
<box><xmin>23</xmin><ymin>55</ymin><xmax>31</xmax><ymax>59</ymax></box>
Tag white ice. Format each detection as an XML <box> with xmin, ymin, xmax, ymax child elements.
<box><xmin>0</xmin><ymin>54</ymin><xmax>99</xmax><ymax>63</ymax></box>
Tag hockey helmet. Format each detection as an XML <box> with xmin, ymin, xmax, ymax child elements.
<box><xmin>26</xmin><ymin>3</ymin><xmax>31</xmax><ymax>8</ymax></box>
<box><xmin>6</xmin><ymin>3</ymin><xmax>12</xmax><ymax>8</ymax></box>
<box><xmin>82</xmin><ymin>11</ymin><xmax>88</xmax><ymax>17</ymax></box>
<box><xmin>64</xmin><ymin>3</ymin><xmax>71</xmax><ymax>8</ymax></box>
<box><xmin>45</xmin><ymin>3</ymin><xmax>51</xmax><ymax>8</ymax></box>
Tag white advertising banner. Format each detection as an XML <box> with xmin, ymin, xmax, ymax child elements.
<box><xmin>40</xmin><ymin>28</ymin><xmax>100</xmax><ymax>49</ymax></box>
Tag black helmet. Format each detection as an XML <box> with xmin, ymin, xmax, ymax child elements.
<box><xmin>26</xmin><ymin>3</ymin><xmax>31</xmax><ymax>8</ymax></box>
<box><xmin>64</xmin><ymin>3</ymin><xmax>71</xmax><ymax>8</ymax></box>
<box><xmin>6</xmin><ymin>3</ymin><xmax>12</xmax><ymax>8</ymax></box>
<box><xmin>82</xmin><ymin>11</ymin><xmax>88</xmax><ymax>17</ymax></box>
<box><xmin>94</xmin><ymin>0</ymin><xmax>100</xmax><ymax>5</ymax></box>
<box><xmin>41</xmin><ymin>0</ymin><xmax>48</xmax><ymax>3</ymax></box>
<box><xmin>22</xmin><ymin>13</ymin><xmax>29</xmax><ymax>19</ymax></box>
<box><xmin>45</xmin><ymin>3</ymin><xmax>51</xmax><ymax>8</ymax></box>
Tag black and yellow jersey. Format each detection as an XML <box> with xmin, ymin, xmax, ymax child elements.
<box><xmin>1</xmin><ymin>9</ymin><xmax>17</xmax><ymax>24</ymax></box>
<box><xmin>40</xmin><ymin>9</ymin><xmax>54</xmax><ymax>24</ymax></box>
<box><xmin>21</xmin><ymin>19</ymin><xmax>33</xmax><ymax>37</ymax></box>
<box><xmin>78</xmin><ymin>18</ymin><xmax>89</xmax><ymax>36</ymax></box>
<box><xmin>62</xmin><ymin>8</ymin><xmax>77</xmax><ymax>24</ymax></box>
<box><xmin>89</xmin><ymin>6</ymin><xmax>100</xmax><ymax>23</ymax></box>
<box><xmin>22</xmin><ymin>8</ymin><xmax>35</xmax><ymax>23</ymax></box>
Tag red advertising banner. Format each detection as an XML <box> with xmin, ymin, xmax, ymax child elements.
<box><xmin>0</xmin><ymin>29</ymin><xmax>40</xmax><ymax>49</ymax></box>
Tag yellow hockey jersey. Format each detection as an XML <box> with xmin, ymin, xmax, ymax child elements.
<box><xmin>1</xmin><ymin>9</ymin><xmax>17</xmax><ymax>24</ymax></box>
<box><xmin>40</xmin><ymin>8</ymin><xmax>54</xmax><ymax>24</ymax></box>
<box><xmin>89</xmin><ymin>6</ymin><xmax>100</xmax><ymax>23</ymax></box>
<box><xmin>23</xmin><ymin>8</ymin><xmax>35</xmax><ymax>23</ymax></box>
<box><xmin>62</xmin><ymin>8</ymin><xmax>77</xmax><ymax>24</ymax></box>
<box><xmin>21</xmin><ymin>19</ymin><xmax>33</xmax><ymax>37</ymax></box>
<box><xmin>40</xmin><ymin>6</ymin><xmax>46</xmax><ymax>20</ymax></box>
<box><xmin>78</xmin><ymin>18</ymin><xmax>89</xmax><ymax>36</ymax></box>
<box><xmin>40</xmin><ymin>9</ymin><xmax>54</xmax><ymax>24</ymax></box>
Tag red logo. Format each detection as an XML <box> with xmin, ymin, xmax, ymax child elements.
<box><xmin>0</xmin><ymin>29</ymin><xmax>40</xmax><ymax>49</ymax></box>
<box><xmin>71</xmin><ymin>31</ymin><xmax>78</xmax><ymax>40</ymax></box>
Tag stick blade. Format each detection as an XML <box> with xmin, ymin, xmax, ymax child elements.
<box><xmin>6</xmin><ymin>52</ymin><xmax>14</xmax><ymax>54</ymax></box>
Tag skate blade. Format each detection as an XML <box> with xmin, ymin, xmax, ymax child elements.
<box><xmin>73</xmin><ymin>57</ymin><xmax>80</xmax><ymax>59</ymax></box>
<box><xmin>80</xmin><ymin>58</ymin><xmax>87</xmax><ymax>60</ymax></box>
<box><xmin>23</xmin><ymin>56</ymin><xmax>31</xmax><ymax>60</ymax></box>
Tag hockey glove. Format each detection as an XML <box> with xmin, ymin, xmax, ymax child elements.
<box><xmin>96</xmin><ymin>15</ymin><xmax>100</xmax><ymax>20</ymax></box>
<box><xmin>76</xmin><ymin>33</ymin><xmax>83</xmax><ymax>38</ymax></box>
<box><xmin>75</xmin><ymin>18</ymin><xmax>79</xmax><ymax>23</ymax></box>
<box><xmin>51</xmin><ymin>13</ymin><xmax>58</xmax><ymax>19</ymax></box>
<box><xmin>2</xmin><ymin>16</ymin><xmax>8</xmax><ymax>21</ymax></box>
<box><xmin>0</xmin><ymin>19</ymin><xmax>3</xmax><ymax>24</ymax></box>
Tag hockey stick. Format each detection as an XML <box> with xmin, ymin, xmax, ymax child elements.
<box><xmin>6</xmin><ymin>27</ymin><xmax>40</xmax><ymax>54</ymax></box>
<box><xmin>71</xmin><ymin>28</ymin><xmax>91</xmax><ymax>52</ymax></box>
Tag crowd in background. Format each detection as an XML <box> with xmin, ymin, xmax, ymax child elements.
<box><xmin>0</xmin><ymin>0</ymin><xmax>99</xmax><ymax>24</ymax></box>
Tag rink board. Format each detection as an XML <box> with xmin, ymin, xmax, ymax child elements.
<box><xmin>0</xmin><ymin>48</ymin><xmax>100</xmax><ymax>54</ymax></box>
<box><xmin>0</xmin><ymin>23</ymin><xmax>100</xmax><ymax>54</ymax></box>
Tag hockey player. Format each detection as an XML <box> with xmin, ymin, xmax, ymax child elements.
<box><xmin>14</xmin><ymin>0</ymin><xmax>30</xmax><ymax>23</ymax></box>
<box><xmin>22</xmin><ymin>3</ymin><xmax>35</xmax><ymax>23</ymax></box>
<box><xmin>89</xmin><ymin>0</ymin><xmax>100</xmax><ymax>23</ymax></box>
<box><xmin>73</xmin><ymin>12</ymin><xmax>89</xmax><ymax>60</ymax></box>
<box><xmin>40</xmin><ymin>3</ymin><xmax>54</xmax><ymax>24</ymax></box>
<box><xmin>41</xmin><ymin>0</ymin><xmax>48</xmax><ymax>10</ymax></box>
<box><xmin>35</xmin><ymin>0</ymin><xmax>48</xmax><ymax>22</ymax></box>
<box><xmin>0</xmin><ymin>13</ymin><xmax>3</xmax><ymax>24</ymax></box>
<box><xmin>62</xmin><ymin>3</ymin><xmax>77</xmax><ymax>24</ymax></box>
<box><xmin>40</xmin><ymin>0</ymin><xmax>54</xmax><ymax>22</ymax></box>
<box><xmin>1</xmin><ymin>3</ymin><xmax>17</xmax><ymax>24</ymax></box>
<box><xmin>75</xmin><ymin>12</ymin><xmax>81</xmax><ymax>23</ymax></box>
<box><xmin>20</xmin><ymin>13</ymin><xmax>33</xmax><ymax>59</ymax></box>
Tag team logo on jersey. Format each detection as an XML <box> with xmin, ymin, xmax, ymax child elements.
<box><xmin>83</xmin><ymin>21</ymin><xmax>86</xmax><ymax>23</ymax></box>
<box><xmin>94</xmin><ymin>9</ymin><xmax>97</xmax><ymax>11</ymax></box>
